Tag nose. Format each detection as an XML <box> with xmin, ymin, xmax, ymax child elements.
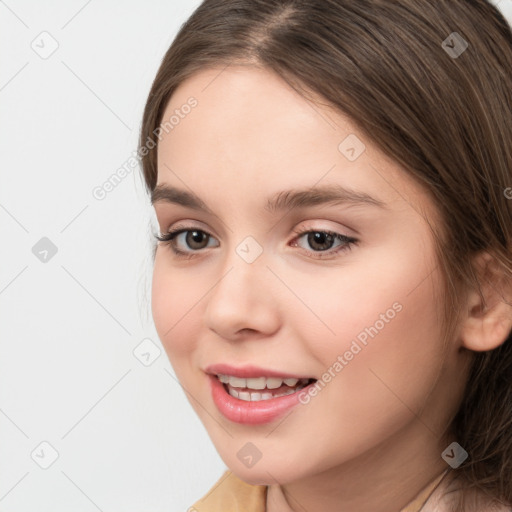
<box><xmin>203</xmin><ymin>252</ymin><xmax>281</xmax><ymax>341</ymax></box>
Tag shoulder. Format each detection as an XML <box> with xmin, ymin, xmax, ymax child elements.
<box><xmin>188</xmin><ymin>469</ymin><xmax>267</xmax><ymax>512</ymax></box>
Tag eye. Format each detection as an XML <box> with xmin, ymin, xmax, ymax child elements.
<box><xmin>155</xmin><ymin>227</ymin><xmax>218</xmax><ymax>259</ymax></box>
<box><xmin>154</xmin><ymin>225</ymin><xmax>358</xmax><ymax>260</ymax></box>
<box><xmin>290</xmin><ymin>228</ymin><xmax>358</xmax><ymax>259</ymax></box>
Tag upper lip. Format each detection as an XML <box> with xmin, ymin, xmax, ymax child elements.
<box><xmin>205</xmin><ymin>363</ymin><xmax>315</xmax><ymax>380</ymax></box>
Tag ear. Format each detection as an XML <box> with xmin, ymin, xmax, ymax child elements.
<box><xmin>459</xmin><ymin>251</ymin><xmax>512</xmax><ymax>352</ymax></box>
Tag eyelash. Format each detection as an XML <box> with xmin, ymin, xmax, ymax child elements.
<box><xmin>155</xmin><ymin>226</ymin><xmax>358</xmax><ymax>260</ymax></box>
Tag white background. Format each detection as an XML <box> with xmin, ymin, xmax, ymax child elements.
<box><xmin>1</xmin><ymin>1</ymin><xmax>511</xmax><ymax>511</ymax></box>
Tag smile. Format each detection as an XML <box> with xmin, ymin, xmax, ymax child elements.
<box><xmin>208</xmin><ymin>373</ymin><xmax>318</xmax><ymax>424</ymax></box>
<box><xmin>217</xmin><ymin>374</ymin><xmax>314</xmax><ymax>402</ymax></box>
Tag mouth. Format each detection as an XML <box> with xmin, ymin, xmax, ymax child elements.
<box><xmin>215</xmin><ymin>373</ymin><xmax>317</xmax><ymax>402</ymax></box>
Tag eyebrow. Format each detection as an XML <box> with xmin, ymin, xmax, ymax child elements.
<box><xmin>151</xmin><ymin>183</ymin><xmax>388</xmax><ymax>213</ymax></box>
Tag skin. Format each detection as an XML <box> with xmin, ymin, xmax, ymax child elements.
<box><xmin>151</xmin><ymin>65</ymin><xmax>512</xmax><ymax>512</ymax></box>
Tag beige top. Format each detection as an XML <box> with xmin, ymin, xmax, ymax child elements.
<box><xmin>189</xmin><ymin>468</ymin><xmax>452</xmax><ymax>512</ymax></box>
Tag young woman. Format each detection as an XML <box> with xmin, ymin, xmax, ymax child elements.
<box><xmin>138</xmin><ymin>1</ymin><xmax>512</xmax><ymax>510</ymax></box>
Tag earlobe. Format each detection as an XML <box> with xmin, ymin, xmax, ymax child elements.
<box><xmin>459</xmin><ymin>252</ymin><xmax>512</xmax><ymax>353</ymax></box>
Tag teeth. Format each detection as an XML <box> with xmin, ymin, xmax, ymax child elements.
<box><xmin>219</xmin><ymin>374</ymin><xmax>309</xmax><ymax>390</ymax></box>
<box><xmin>218</xmin><ymin>374</ymin><xmax>230</xmax><ymax>384</ymax></box>
<box><xmin>228</xmin><ymin>376</ymin><xmax>246</xmax><ymax>388</ymax></box>
<box><xmin>266</xmin><ymin>377</ymin><xmax>284</xmax><ymax>389</ymax></box>
<box><xmin>219</xmin><ymin>373</ymin><xmax>315</xmax><ymax>402</ymax></box>
<box><xmin>227</xmin><ymin>386</ymin><xmax>299</xmax><ymax>401</ymax></box>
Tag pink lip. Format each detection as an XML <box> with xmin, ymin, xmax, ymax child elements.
<box><xmin>204</xmin><ymin>363</ymin><xmax>314</xmax><ymax>379</ymax></box>
<box><xmin>208</xmin><ymin>374</ymin><xmax>316</xmax><ymax>425</ymax></box>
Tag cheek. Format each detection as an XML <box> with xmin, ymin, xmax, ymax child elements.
<box><xmin>151</xmin><ymin>251</ymin><xmax>202</xmax><ymax>360</ymax></box>
<box><xmin>299</xmin><ymin>242</ymin><xmax>444</xmax><ymax>424</ymax></box>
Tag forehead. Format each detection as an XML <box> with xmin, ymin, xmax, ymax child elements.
<box><xmin>155</xmin><ymin>65</ymin><xmax>438</xmax><ymax>225</ymax></box>
<box><xmin>158</xmin><ymin>65</ymin><xmax>342</xmax><ymax>168</ymax></box>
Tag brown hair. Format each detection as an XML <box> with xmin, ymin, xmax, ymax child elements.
<box><xmin>138</xmin><ymin>1</ymin><xmax>512</xmax><ymax>509</ymax></box>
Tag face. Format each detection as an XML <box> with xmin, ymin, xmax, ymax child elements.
<box><xmin>151</xmin><ymin>65</ymin><xmax>466</xmax><ymax>486</ymax></box>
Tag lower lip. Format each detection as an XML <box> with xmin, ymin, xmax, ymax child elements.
<box><xmin>208</xmin><ymin>373</ymin><xmax>315</xmax><ymax>425</ymax></box>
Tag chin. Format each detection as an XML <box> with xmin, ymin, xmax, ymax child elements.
<box><xmin>228</xmin><ymin>460</ymin><xmax>306</xmax><ymax>486</ymax></box>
